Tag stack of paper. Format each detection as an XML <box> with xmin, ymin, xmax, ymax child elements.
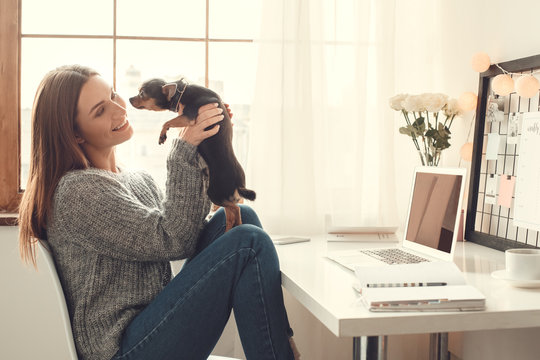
<box><xmin>354</xmin><ymin>261</ymin><xmax>486</xmax><ymax>312</ymax></box>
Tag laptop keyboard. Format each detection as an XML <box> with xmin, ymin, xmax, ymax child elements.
<box><xmin>360</xmin><ymin>248</ymin><xmax>429</xmax><ymax>265</ymax></box>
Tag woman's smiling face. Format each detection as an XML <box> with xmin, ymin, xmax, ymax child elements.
<box><xmin>76</xmin><ymin>75</ymin><xmax>133</xmax><ymax>151</ymax></box>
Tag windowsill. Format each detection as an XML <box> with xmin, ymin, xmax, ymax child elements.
<box><xmin>0</xmin><ymin>213</ymin><xmax>18</xmax><ymax>226</ymax></box>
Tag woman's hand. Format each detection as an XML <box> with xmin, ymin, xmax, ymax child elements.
<box><xmin>179</xmin><ymin>103</ymin><xmax>223</xmax><ymax>146</ymax></box>
<box><xmin>224</xmin><ymin>103</ymin><xmax>233</xmax><ymax>119</ymax></box>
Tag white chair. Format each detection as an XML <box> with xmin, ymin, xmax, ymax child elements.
<box><xmin>37</xmin><ymin>240</ymin><xmax>79</xmax><ymax>360</ymax></box>
<box><xmin>37</xmin><ymin>241</ymin><xmax>239</xmax><ymax>360</ymax></box>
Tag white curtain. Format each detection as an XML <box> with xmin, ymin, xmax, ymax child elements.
<box><xmin>246</xmin><ymin>0</ymin><xmax>398</xmax><ymax>235</ymax></box>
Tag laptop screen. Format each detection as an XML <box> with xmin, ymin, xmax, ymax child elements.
<box><xmin>405</xmin><ymin>169</ymin><xmax>464</xmax><ymax>254</ymax></box>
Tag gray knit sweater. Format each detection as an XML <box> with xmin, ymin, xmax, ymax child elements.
<box><xmin>47</xmin><ymin>139</ymin><xmax>212</xmax><ymax>360</ymax></box>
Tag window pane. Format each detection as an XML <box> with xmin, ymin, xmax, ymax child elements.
<box><xmin>209</xmin><ymin>42</ymin><xmax>258</xmax><ymax>166</ymax></box>
<box><xmin>324</xmin><ymin>44</ymin><xmax>356</xmax><ymax>107</ymax></box>
<box><xmin>209</xmin><ymin>0</ymin><xmax>262</xmax><ymax>39</ymax></box>
<box><xmin>21</xmin><ymin>38</ymin><xmax>113</xmax><ymax>188</ymax></box>
<box><xmin>115</xmin><ymin>40</ymin><xmax>205</xmax><ymax>188</ymax></box>
<box><xmin>323</xmin><ymin>0</ymin><xmax>355</xmax><ymax>42</ymax></box>
<box><xmin>116</xmin><ymin>0</ymin><xmax>205</xmax><ymax>38</ymax></box>
<box><xmin>116</xmin><ymin>40</ymin><xmax>205</xmax><ymax>84</ymax></box>
<box><xmin>21</xmin><ymin>0</ymin><xmax>112</xmax><ymax>35</ymax></box>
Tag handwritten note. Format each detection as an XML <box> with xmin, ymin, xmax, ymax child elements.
<box><xmin>513</xmin><ymin>112</ymin><xmax>540</xmax><ymax>231</ymax></box>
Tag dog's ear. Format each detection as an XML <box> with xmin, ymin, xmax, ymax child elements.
<box><xmin>162</xmin><ymin>83</ymin><xmax>178</xmax><ymax>101</ymax></box>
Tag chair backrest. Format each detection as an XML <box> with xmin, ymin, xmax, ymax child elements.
<box><xmin>37</xmin><ymin>241</ymin><xmax>79</xmax><ymax>360</ymax></box>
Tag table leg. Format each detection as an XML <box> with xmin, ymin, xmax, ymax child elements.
<box><xmin>353</xmin><ymin>336</ymin><xmax>388</xmax><ymax>360</ymax></box>
<box><xmin>429</xmin><ymin>333</ymin><xmax>449</xmax><ymax>360</ymax></box>
<box><xmin>377</xmin><ymin>336</ymin><xmax>388</xmax><ymax>360</ymax></box>
<box><xmin>353</xmin><ymin>337</ymin><xmax>362</xmax><ymax>360</ymax></box>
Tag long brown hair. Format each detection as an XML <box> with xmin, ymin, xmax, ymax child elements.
<box><xmin>19</xmin><ymin>65</ymin><xmax>99</xmax><ymax>266</ymax></box>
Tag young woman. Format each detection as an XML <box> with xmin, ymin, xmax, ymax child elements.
<box><xmin>18</xmin><ymin>65</ymin><xmax>300</xmax><ymax>360</ymax></box>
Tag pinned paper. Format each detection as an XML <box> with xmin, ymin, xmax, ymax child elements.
<box><xmin>514</xmin><ymin>112</ymin><xmax>540</xmax><ymax>232</ymax></box>
<box><xmin>486</xmin><ymin>95</ymin><xmax>505</xmax><ymax>122</ymax></box>
<box><xmin>507</xmin><ymin>113</ymin><xmax>520</xmax><ymax>144</ymax></box>
<box><xmin>486</xmin><ymin>133</ymin><xmax>500</xmax><ymax>160</ymax></box>
<box><xmin>497</xmin><ymin>175</ymin><xmax>516</xmax><ymax>208</ymax></box>
<box><xmin>485</xmin><ymin>174</ymin><xmax>497</xmax><ymax>205</ymax></box>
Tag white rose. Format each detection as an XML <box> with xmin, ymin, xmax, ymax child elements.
<box><xmin>403</xmin><ymin>94</ymin><xmax>425</xmax><ymax>112</ymax></box>
<box><xmin>423</xmin><ymin>93</ymin><xmax>448</xmax><ymax>113</ymax></box>
<box><xmin>444</xmin><ymin>98</ymin><xmax>461</xmax><ymax>116</ymax></box>
<box><xmin>389</xmin><ymin>93</ymin><xmax>408</xmax><ymax>111</ymax></box>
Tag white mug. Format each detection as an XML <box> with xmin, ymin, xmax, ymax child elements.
<box><xmin>506</xmin><ymin>248</ymin><xmax>540</xmax><ymax>280</ymax></box>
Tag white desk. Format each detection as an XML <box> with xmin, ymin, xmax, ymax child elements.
<box><xmin>274</xmin><ymin>236</ymin><xmax>540</xmax><ymax>359</ymax></box>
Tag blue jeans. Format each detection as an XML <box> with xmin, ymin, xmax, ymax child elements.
<box><xmin>112</xmin><ymin>205</ymin><xmax>294</xmax><ymax>360</ymax></box>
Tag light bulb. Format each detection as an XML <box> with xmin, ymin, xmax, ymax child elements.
<box><xmin>458</xmin><ymin>92</ymin><xmax>478</xmax><ymax>111</ymax></box>
<box><xmin>492</xmin><ymin>74</ymin><xmax>514</xmax><ymax>96</ymax></box>
<box><xmin>515</xmin><ymin>75</ymin><xmax>540</xmax><ymax>98</ymax></box>
<box><xmin>460</xmin><ymin>142</ymin><xmax>473</xmax><ymax>162</ymax></box>
<box><xmin>471</xmin><ymin>52</ymin><xmax>490</xmax><ymax>73</ymax></box>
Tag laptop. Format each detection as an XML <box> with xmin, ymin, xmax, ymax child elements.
<box><xmin>326</xmin><ymin>166</ymin><xmax>466</xmax><ymax>271</ymax></box>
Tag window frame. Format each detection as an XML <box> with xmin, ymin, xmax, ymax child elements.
<box><xmin>0</xmin><ymin>0</ymin><xmax>21</xmax><ymax>223</ymax></box>
<box><xmin>0</xmin><ymin>0</ymin><xmax>254</xmax><ymax>224</ymax></box>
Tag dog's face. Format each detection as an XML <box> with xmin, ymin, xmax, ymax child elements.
<box><xmin>129</xmin><ymin>79</ymin><xmax>169</xmax><ymax>111</ymax></box>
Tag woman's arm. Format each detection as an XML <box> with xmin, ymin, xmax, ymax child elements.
<box><xmin>51</xmin><ymin>139</ymin><xmax>210</xmax><ymax>261</ymax></box>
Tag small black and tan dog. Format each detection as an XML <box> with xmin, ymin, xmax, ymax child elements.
<box><xmin>129</xmin><ymin>78</ymin><xmax>255</xmax><ymax>231</ymax></box>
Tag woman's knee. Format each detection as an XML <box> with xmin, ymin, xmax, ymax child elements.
<box><xmin>239</xmin><ymin>205</ymin><xmax>262</xmax><ymax>228</ymax></box>
<box><xmin>218</xmin><ymin>225</ymin><xmax>279</xmax><ymax>272</ymax></box>
<box><xmin>228</xmin><ymin>224</ymin><xmax>273</xmax><ymax>252</ymax></box>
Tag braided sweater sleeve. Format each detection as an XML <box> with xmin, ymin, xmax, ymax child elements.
<box><xmin>47</xmin><ymin>139</ymin><xmax>212</xmax><ymax>360</ymax></box>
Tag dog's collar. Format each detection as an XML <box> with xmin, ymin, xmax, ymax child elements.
<box><xmin>168</xmin><ymin>79</ymin><xmax>188</xmax><ymax>112</ymax></box>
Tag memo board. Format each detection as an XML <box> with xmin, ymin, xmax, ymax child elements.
<box><xmin>465</xmin><ymin>54</ymin><xmax>540</xmax><ymax>251</ymax></box>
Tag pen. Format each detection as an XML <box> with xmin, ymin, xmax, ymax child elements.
<box><xmin>373</xmin><ymin>299</ymin><xmax>449</xmax><ymax>307</ymax></box>
<box><xmin>366</xmin><ymin>282</ymin><xmax>447</xmax><ymax>288</ymax></box>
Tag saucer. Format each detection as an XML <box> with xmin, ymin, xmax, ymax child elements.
<box><xmin>491</xmin><ymin>270</ymin><xmax>540</xmax><ymax>288</ymax></box>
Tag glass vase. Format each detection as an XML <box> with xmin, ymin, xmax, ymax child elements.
<box><xmin>418</xmin><ymin>149</ymin><xmax>441</xmax><ymax>166</ymax></box>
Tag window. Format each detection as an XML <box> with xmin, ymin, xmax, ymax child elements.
<box><xmin>0</xmin><ymin>0</ymin><xmax>261</xmax><ymax>219</ymax></box>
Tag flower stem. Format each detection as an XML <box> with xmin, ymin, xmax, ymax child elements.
<box><xmin>418</xmin><ymin>150</ymin><xmax>426</xmax><ymax>166</ymax></box>
<box><xmin>402</xmin><ymin>110</ymin><xmax>411</xmax><ymax>125</ymax></box>
<box><xmin>403</xmin><ymin>111</ymin><xmax>421</xmax><ymax>151</ymax></box>
<box><xmin>448</xmin><ymin>114</ymin><xmax>456</xmax><ymax>128</ymax></box>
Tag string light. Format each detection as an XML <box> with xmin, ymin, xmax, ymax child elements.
<box><xmin>515</xmin><ymin>75</ymin><xmax>540</xmax><ymax>98</ymax></box>
<box><xmin>462</xmin><ymin>53</ymin><xmax>540</xmax><ymax>164</ymax></box>
<box><xmin>471</xmin><ymin>53</ymin><xmax>540</xmax><ymax>97</ymax></box>
<box><xmin>471</xmin><ymin>52</ymin><xmax>491</xmax><ymax>73</ymax></box>
<box><xmin>495</xmin><ymin>63</ymin><xmax>540</xmax><ymax>77</ymax></box>
<box><xmin>492</xmin><ymin>63</ymin><xmax>540</xmax><ymax>97</ymax></box>
<box><xmin>492</xmin><ymin>74</ymin><xmax>514</xmax><ymax>96</ymax></box>
<box><xmin>458</xmin><ymin>92</ymin><xmax>478</xmax><ymax>111</ymax></box>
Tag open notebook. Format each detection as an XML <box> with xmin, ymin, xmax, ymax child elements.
<box><xmin>326</xmin><ymin>166</ymin><xmax>466</xmax><ymax>270</ymax></box>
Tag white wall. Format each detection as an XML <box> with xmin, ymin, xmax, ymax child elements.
<box><xmin>394</xmin><ymin>1</ymin><xmax>540</xmax><ymax>359</ymax></box>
